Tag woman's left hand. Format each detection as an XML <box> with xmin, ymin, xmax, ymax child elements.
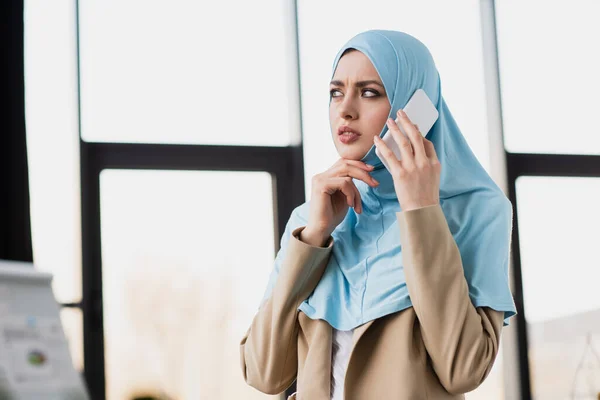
<box><xmin>373</xmin><ymin>108</ymin><xmax>441</xmax><ymax>212</ymax></box>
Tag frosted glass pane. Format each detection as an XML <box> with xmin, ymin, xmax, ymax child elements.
<box><xmin>99</xmin><ymin>170</ymin><xmax>279</xmax><ymax>400</ymax></box>
<box><xmin>496</xmin><ymin>1</ymin><xmax>600</xmax><ymax>155</ymax></box>
<box><xmin>516</xmin><ymin>176</ymin><xmax>600</xmax><ymax>322</ymax></box>
<box><xmin>24</xmin><ymin>0</ymin><xmax>82</xmax><ymax>305</ymax></box>
<box><xmin>79</xmin><ymin>0</ymin><xmax>299</xmax><ymax>146</ymax></box>
<box><xmin>297</xmin><ymin>0</ymin><xmax>492</xmax><ymax>200</ymax></box>
<box><xmin>516</xmin><ymin>176</ymin><xmax>600</xmax><ymax>399</ymax></box>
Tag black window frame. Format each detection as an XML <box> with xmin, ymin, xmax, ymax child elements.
<box><xmin>79</xmin><ymin>142</ymin><xmax>306</xmax><ymax>399</ymax></box>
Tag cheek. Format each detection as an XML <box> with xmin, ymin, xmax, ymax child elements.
<box><xmin>377</xmin><ymin>104</ymin><xmax>392</xmax><ymax>122</ymax></box>
<box><xmin>367</xmin><ymin>106</ymin><xmax>391</xmax><ymax>134</ymax></box>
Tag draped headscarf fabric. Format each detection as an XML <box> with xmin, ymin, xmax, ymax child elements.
<box><xmin>260</xmin><ymin>30</ymin><xmax>516</xmax><ymax>330</ymax></box>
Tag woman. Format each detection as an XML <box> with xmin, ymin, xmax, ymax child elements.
<box><xmin>240</xmin><ymin>30</ymin><xmax>516</xmax><ymax>400</ymax></box>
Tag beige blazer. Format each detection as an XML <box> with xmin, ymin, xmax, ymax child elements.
<box><xmin>240</xmin><ymin>204</ymin><xmax>504</xmax><ymax>399</ymax></box>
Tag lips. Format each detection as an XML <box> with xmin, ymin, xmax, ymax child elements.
<box><xmin>337</xmin><ymin>126</ymin><xmax>361</xmax><ymax>144</ymax></box>
<box><xmin>338</xmin><ymin>126</ymin><xmax>361</xmax><ymax>136</ymax></box>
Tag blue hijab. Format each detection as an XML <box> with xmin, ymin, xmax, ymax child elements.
<box><xmin>260</xmin><ymin>30</ymin><xmax>516</xmax><ymax>330</ymax></box>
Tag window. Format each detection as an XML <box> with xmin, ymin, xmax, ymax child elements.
<box><xmin>77</xmin><ymin>0</ymin><xmax>300</xmax><ymax>146</ymax></box>
<box><xmin>99</xmin><ymin>169</ymin><xmax>279</xmax><ymax>399</ymax></box>
<box><xmin>515</xmin><ymin>176</ymin><xmax>600</xmax><ymax>398</ymax></box>
<box><xmin>496</xmin><ymin>0</ymin><xmax>600</xmax><ymax>155</ymax></box>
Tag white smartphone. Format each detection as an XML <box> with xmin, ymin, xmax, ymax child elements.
<box><xmin>375</xmin><ymin>88</ymin><xmax>439</xmax><ymax>170</ymax></box>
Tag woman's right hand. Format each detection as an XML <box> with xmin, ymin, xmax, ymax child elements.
<box><xmin>302</xmin><ymin>159</ymin><xmax>379</xmax><ymax>245</ymax></box>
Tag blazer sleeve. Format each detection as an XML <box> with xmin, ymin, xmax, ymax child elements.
<box><xmin>396</xmin><ymin>204</ymin><xmax>505</xmax><ymax>395</ymax></box>
<box><xmin>239</xmin><ymin>226</ymin><xmax>334</xmax><ymax>395</ymax></box>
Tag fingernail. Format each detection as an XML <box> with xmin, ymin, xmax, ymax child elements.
<box><xmin>398</xmin><ymin>109</ymin><xmax>406</xmax><ymax>117</ymax></box>
<box><xmin>373</xmin><ymin>179</ymin><xmax>379</xmax><ymax>185</ymax></box>
<box><xmin>366</xmin><ymin>164</ymin><xmax>375</xmax><ymax>169</ymax></box>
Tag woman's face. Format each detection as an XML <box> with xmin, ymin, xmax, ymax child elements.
<box><xmin>329</xmin><ymin>50</ymin><xmax>391</xmax><ymax>160</ymax></box>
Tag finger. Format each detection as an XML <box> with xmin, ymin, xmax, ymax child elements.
<box><xmin>350</xmin><ymin>179</ymin><xmax>363</xmax><ymax>213</ymax></box>
<box><xmin>326</xmin><ymin>177</ymin><xmax>356</xmax><ymax>209</ymax></box>
<box><xmin>385</xmin><ymin>118</ymin><xmax>414</xmax><ymax>167</ymax></box>
<box><xmin>342</xmin><ymin>159</ymin><xmax>375</xmax><ymax>172</ymax></box>
<box><xmin>331</xmin><ymin>163</ymin><xmax>379</xmax><ymax>188</ymax></box>
<box><xmin>339</xmin><ymin>177</ymin><xmax>362</xmax><ymax>213</ymax></box>
<box><xmin>343</xmin><ymin>164</ymin><xmax>379</xmax><ymax>187</ymax></box>
<box><xmin>373</xmin><ymin>134</ymin><xmax>402</xmax><ymax>173</ymax></box>
<box><xmin>423</xmin><ymin>138</ymin><xmax>440</xmax><ymax>163</ymax></box>
<box><xmin>397</xmin><ymin>109</ymin><xmax>427</xmax><ymax>162</ymax></box>
<box><xmin>334</xmin><ymin>158</ymin><xmax>374</xmax><ymax>172</ymax></box>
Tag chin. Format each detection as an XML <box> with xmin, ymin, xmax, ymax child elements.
<box><xmin>336</xmin><ymin>146</ymin><xmax>370</xmax><ymax>160</ymax></box>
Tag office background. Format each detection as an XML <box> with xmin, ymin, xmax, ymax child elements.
<box><xmin>2</xmin><ymin>0</ymin><xmax>600</xmax><ymax>399</ymax></box>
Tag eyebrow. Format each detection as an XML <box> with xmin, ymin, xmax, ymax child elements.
<box><xmin>330</xmin><ymin>80</ymin><xmax>385</xmax><ymax>89</ymax></box>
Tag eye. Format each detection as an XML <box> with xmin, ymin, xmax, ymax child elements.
<box><xmin>330</xmin><ymin>89</ymin><xmax>342</xmax><ymax>98</ymax></box>
<box><xmin>362</xmin><ymin>89</ymin><xmax>380</xmax><ymax>98</ymax></box>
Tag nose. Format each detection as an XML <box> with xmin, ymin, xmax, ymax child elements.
<box><xmin>338</xmin><ymin>95</ymin><xmax>358</xmax><ymax>120</ymax></box>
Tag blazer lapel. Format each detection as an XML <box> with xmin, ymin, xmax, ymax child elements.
<box><xmin>298</xmin><ymin>313</ymin><xmax>334</xmax><ymax>399</ymax></box>
<box><xmin>352</xmin><ymin>320</ymin><xmax>375</xmax><ymax>348</ymax></box>
<box><xmin>343</xmin><ymin>319</ymin><xmax>375</xmax><ymax>396</ymax></box>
